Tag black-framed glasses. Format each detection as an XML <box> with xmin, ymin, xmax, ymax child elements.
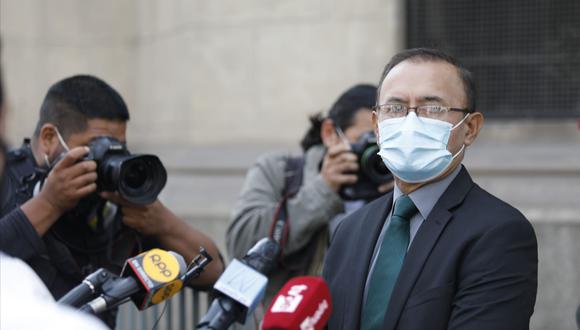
<box><xmin>372</xmin><ymin>104</ymin><xmax>472</xmax><ymax>119</ymax></box>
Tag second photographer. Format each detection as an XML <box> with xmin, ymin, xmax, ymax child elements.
<box><xmin>226</xmin><ymin>84</ymin><xmax>394</xmax><ymax>315</ymax></box>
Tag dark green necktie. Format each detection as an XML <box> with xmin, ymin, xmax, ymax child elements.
<box><xmin>361</xmin><ymin>195</ymin><xmax>418</xmax><ymax>330</ymax></box>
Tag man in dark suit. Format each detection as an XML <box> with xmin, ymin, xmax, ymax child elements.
<box><xmin>323</xmin><ymin>48</ymin><xmax>538</xmax><ymax>330</ymax></box>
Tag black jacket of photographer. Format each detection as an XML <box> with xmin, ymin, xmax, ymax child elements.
<box><xmin>0</xmin><ymin>139</ymin><xmax>152</xmax><ymax>328</ymax></box>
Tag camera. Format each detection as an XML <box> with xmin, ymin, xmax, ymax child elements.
<box><xmin>85</xmin><ymin>136</ymin><xmax>167</xmax><ymax>205</ymax></box>
<box><xmin>339</xmin><ymin>131</ymin><xmax>392</xmax><ymax>201</ymax></box>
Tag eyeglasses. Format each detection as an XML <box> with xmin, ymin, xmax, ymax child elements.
<box><xmin>372</xmin><ymin>104</ymin><xmax>472</xmax><ymax>119</ymax></box>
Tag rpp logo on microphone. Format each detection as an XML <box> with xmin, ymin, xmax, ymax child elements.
<box><xmin>142</xmin><ymin>249</ymin><xmax>180</xmax><ymax>282</ymax></box>
<box><xmin>270</xmin><ymin>284</ymin><xmax>308</xmax><ymax>313</ymax></box>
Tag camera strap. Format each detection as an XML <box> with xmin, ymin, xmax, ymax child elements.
<box><xmin>270</xmin><ymin>155</ymin><xmax>328</xmax><ymax>276</ymax></box>
<box><xmin>269</xmin><ymin>155</ymin><xmax>304</xmax><ymax>250</ymax></box>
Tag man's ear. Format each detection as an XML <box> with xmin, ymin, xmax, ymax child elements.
<box><xmin>320</xmin><ymin>118</ymin><xmax>338</xmax><ymax>148</ymax></box>
<box><xmin>37</xmin><ymin>123</ymin><xmax>60</xmax><ymax>157</ymax></box>
<box><xmin>463</xmin><ymin>112</ymin><xmax>484</xmax><ymax>147</ymax></box>
<box><xmin>372</xmin><ymin>111</ymin><xmax>380</xmax><ymax>141</ymax></box>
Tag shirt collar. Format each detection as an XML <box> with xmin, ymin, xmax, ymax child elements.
<box><xmin>393</xmin><ymin>164</ymin><xmax>463</xmax><ymax>219</ymax></box>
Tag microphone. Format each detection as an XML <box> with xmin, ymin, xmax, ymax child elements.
<box><xmin>196</xmin><ymin>238</ymin><xmax>281</xmax><ymax>330</ymax></box>
<box><xmin>181</xmin><ymin>247</ymin><xmax>213</xmax><ymax>286</ymax></box>
<box><xmin>80</xmin><ymin>248</ymin><xmax>187</xmax><ymax>314</ymax></box>
<box><xmin>262</xmin><ymin>276</ymin><xmax>332</xmax><ymax>330</ymax></box>
<box><xmin>58</xmin><ymin>268</ymin><xmax>114</xmax><ymax>307</ymax></box>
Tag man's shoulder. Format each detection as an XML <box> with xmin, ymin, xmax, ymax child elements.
<box><xmin>445</xmin><ymin>166</ymin><xmax>529</xmax><ymax>226</ymax></box>
<box><xmin>471</xmin><ymin>183</ymin><xmax>525</xmax><ymax>214</ymax></box>
<box><xmin>250</xmin><ymin>151</ymin><xmax>303</xmax><ymax>181</ymax></box>
<box><xmin>4</xmin><ymin>143</ymin><xmax>38</xmax><ymax>189</ymax></box>
<box><xmin>0</xmin><ymin>145</ymin><xmax>38</xmax><ymax>215</ymax></box>
<box><xmin>254</xmin><ymin>151</ymin><xmax>299</xmax><ymax>167</ymax></box>
<box><xmin>6</xmin><ymin>144</ymin><xmax>35</xmax><ymax>171</ymax></box>
<box><xmin>457</xmin><ymin>182</ymin><xmax>531</xmax><ymax>234</ymax></box>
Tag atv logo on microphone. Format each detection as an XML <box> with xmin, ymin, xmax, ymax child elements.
<box><xmin>300</xmin><ymin>299</ymin><xmax>329</xmax><ymax>330</ymax></box>
<box><xmin>270</xmin><ymin>284</ymin><xmax>308</xmax><ymax>313</ymax></box>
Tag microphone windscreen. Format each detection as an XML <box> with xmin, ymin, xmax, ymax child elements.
<box><xmin>262</xmin><ymin>276</ymin><xmax>332</xmax><ymax>330</ymax></box>
<box><xmin>122</xmin><ymin>249</ymin><xmax>189</xmax><ymax>310</ymax></box>
<box><xmin>213</xmin><ymin>259</ymin><xmax>268</xmax><ymax>311</ymax></box>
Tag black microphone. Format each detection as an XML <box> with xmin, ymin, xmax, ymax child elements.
<box><xmin>181</xmin><ymin>247</ymin><xmax>213</xmax><ymax>286</ymax></box>
<box><xmin>196</xmin><ymin>238</ymin><xmax>281</xmax><ymax>330</ymax></box>
<box><xmin>58</xmin><ymin>268</ymin><xmax>115</xmax><ymax>308</ymax></box>
<box><xmin>239</xmin><ymin>237</ymin><xmax>280</xmax><ymax>275</ymax></box>
<box><xmin>79</xmin><ymin>277</ymin><xmax>139</xmax><ymax>314</ymax></box>
<box><xmin>80</xmin><ymin>249</ymin><xmax>187</xmax><ymax>314</ymax></box>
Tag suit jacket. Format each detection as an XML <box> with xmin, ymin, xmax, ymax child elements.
<box><xmin>323</xmin><ymin>167</ymin><xmax>538</xmax><ymax>330</ymax></box>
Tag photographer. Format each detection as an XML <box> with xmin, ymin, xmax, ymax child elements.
<box><xmin>0</xmin><ymin>75</ymin><xmax>224</xmax><ymax>328</ymax></box>
<box><xmin>226</xmin><ymin>84</ymin><xmax>393</xmax><ymax>311</ymax></box>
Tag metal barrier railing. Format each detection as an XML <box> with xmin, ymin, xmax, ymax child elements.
<box><xmin>116</xmin><ymin>289</ymin><xmax>210</xmax><ymax>330</ymax></box>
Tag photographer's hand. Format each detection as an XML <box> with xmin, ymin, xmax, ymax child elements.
<box><xmin>321</xmin><ymin>143</ymin><xmax>359</xmax><ymax>192</ymax></box>
<box><xmin>100</xmin><ymin>192</ymin><xmax>166</xmax><ymax>236</ymax></box>
<box><xmin>21</xmin><ymin>147</ymin><xmax>97</xmax><ymax>236</ymax></box>
<box><xmin>101</xmin><ymin>192</ymin><xmax>225</xmax><ymax>286</ymax></box>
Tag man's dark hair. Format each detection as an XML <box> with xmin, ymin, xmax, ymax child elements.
<box><xmin>34</xmin><ymin>75</ymin><xmax>130</xmax><ymax>139</ymax></box>
<box><xmin>378</xmin><ymin>48</ymin><xmax>477</xmax><ymax>112</ymax></box>
<box><xmin>301</xmin><ymin>84</ymin><xmax>376</xmax><ymax>151</ymax></box>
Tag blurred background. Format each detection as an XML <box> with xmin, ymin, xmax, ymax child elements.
<box><xmin>1</xmin><ymin>0</ymin><xmax>579</xmax><ymax>329</ymax></box>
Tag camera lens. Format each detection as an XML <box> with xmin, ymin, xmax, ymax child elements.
<box><xmin>360</xmin><ymin>145</ymin><xmax>391</xmax><ymax>184</ymax></box>
<box><xmin>88</xmin><ymin>136</ymin><xmax>167</xmax><ymax>205</ymax></box>
<box><xmin>339</xmin><ymin>131</ymin><xmax>393</xmax><ymax>201</ymax></box>
<box><xmin>118</xmin><ymin>155</ymin><xmax>167</xmax><ymax>205</ymax></box>
<box><xmin>123</xmin><ymin>162</ymin><xmax>148</xmax><ymax>189</ymax></box>
<box><xmin>371</xmin><ymin>154</ymin><xmax>389</xmax><ymax>176</ymax></box>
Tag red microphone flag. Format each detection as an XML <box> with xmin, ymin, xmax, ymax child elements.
<box><xmin>262</xmin><ymin>276</ymin><xmax>332</xmax><ymax>330</ymax></box>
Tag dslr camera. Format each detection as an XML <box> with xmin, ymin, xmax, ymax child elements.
<box><xmin>84</xmin><ymin>136</ymin><xmax>167</xmax><ymax>205</ymax></box>
<box><xmin>339</xmin><ymin>131</ymin><xmax>392</xmax><ymax>201</ymax></box>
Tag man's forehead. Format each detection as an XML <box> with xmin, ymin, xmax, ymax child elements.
<box><xmin>69</xmin><ymin>119</ymin><xmax>127</xmax><ymax>145</ymax></box>
<box><xmin>379</xmin><ymin>59</ymin><xmax>466</xmax><ymax>104</ymax></box>
<box><xmin>84</xmin><ymin>131</ymin><xmax>126</xmax><ymax>144</ymax></box>
<box><xmin>384</xmin><ymin>59</ymin><xmax>461</xmax><ymax>84</ymax></box>
<box><xmin>85</xmin><ymin>118</ymin><xmax>126</xmax><ymax>127</ymax></box>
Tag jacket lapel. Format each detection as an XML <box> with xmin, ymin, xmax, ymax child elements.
<box><xmin>344</xmin><ymin>193</ymin><xmax>394</xmax><ymax>329</ymax></box>
<box><xmin>382</xmin><ymin>167</ymin><xmax>474</xmax><ymax>329</ymax></box>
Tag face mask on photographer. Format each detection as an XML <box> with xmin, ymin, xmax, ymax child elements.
<box><xmin>43</xmin><ymin>127</ymin><xmax>70</xmax><ymax>169</ymax></box>
<box><xmin>377</xmin><ymin>111</ymin><xmax>469</xmax><ymax>183</ymax></box>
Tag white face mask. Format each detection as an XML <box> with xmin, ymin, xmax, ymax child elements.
<box><xmin>44</xmin><ymin>127</ymin><xmax>70</xmax><ymax>168</ymax></box>
<box><xmin>377</xmin><ymin>112</ymin><xmax>468</xmax><ymax>183</ymax></box>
